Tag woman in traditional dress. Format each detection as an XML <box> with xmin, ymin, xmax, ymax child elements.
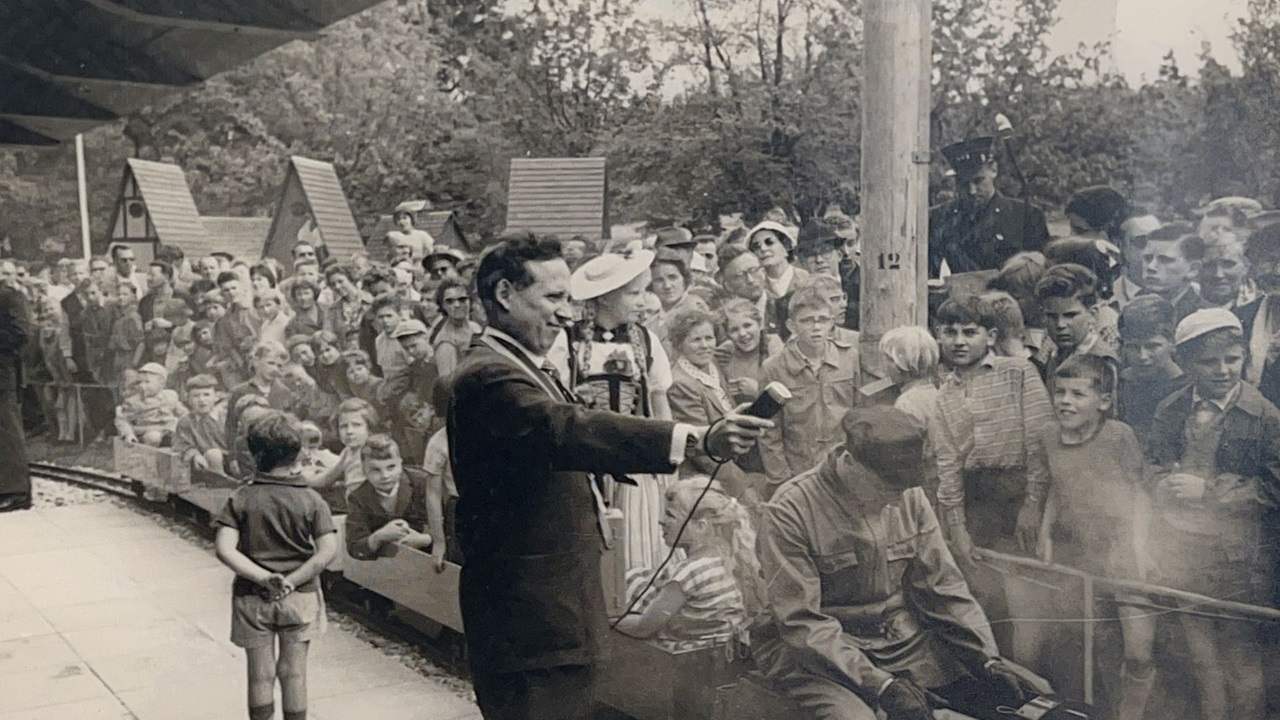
<box><xmin>569</xmin><ymin>245</ymin><xmax>675</xmax><ymax>571</ymax></box>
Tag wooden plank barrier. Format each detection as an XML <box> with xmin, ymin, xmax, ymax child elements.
<box><xmin>341</xmin><ymin>534</ymin><xmax>465</xmax><ymax>633</ymax></box>
<box><xmin>113</xmin><ymin>438</ymin><xmax>190</xmax><ymax>496</ymax></box>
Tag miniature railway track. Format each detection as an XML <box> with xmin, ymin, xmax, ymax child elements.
<box><xmin>29</xmin><ymin>461</ymin><xmax>144</xmax><ymax>500</ymax></box>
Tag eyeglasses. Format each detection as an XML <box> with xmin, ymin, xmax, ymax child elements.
<box><xmin>728</xmin><ymin>266</ymin><xmax>764</xmax><ymax>282</ymax></box>
<box><xmin>749</xmin><ymin>237</ymin><xmax>781</xmax><ymax>252</ymax></box>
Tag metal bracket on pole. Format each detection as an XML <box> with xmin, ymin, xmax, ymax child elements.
<box><xmin>911</xmin><ymin>151</ymin><xmax>932</xmax><ymax>164</ymax></box>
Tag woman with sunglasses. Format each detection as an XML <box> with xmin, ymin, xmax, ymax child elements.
<box><xmin>746</xmin><ymin>220</ymin><xmax>809</xmax><ymax>339</ymax></box>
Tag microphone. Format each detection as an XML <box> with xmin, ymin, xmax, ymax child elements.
<box><xmin>995</xmin><ymin>113</ymin><xmax>1014</xmax><ymax>140</ymax></box>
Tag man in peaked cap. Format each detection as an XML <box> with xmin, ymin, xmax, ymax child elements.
<box><xmin>929</xmin><ymin>137</ymin><xmax>1050</xmax><ymax>277</ymax></box>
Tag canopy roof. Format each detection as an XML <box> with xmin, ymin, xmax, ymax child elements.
<box><xmin>0</xmin><ymin>0</ymin><xmax>385</xmax><ymax>146</ymax></box>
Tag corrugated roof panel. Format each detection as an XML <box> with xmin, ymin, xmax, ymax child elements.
<box><xmin>289</xmin><ymin>156</ymin><xmax>364</xmax><ymax>259</ymax></box>
<box><xmin>506</xmin><ymin>157</ymin><xmax>607</xmax><ymax>240</ymax></box>
<box><xmin>122</xmin><ymin>158</ymin><xmax>209</xmax><ymax>254</ymax></box>
<box><xmin>200</xmin><ymin>216</ymin><xmax>271</xmax><ymax>262</ymax></box>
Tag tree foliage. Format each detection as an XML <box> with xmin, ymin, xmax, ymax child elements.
<box><xmin>5</xmin><ymin>0</ymin><xmax>1280</xmax><ymax>257</ymax></box>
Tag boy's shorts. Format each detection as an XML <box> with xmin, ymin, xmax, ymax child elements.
<box><xmin>230</xmin><ymin>589</ymin><xmax>327</xmax><ymax>649</ymax></box>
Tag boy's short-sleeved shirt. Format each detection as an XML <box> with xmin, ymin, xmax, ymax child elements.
<box><xmin>422</xmin><ymin>427</ymin><xmax>457</xmax><ymax>498</ymax></box>
<box><xmin>215</xmin><ymin>475</ymin><xmax>336</xmax><ymax>597</ymax></box>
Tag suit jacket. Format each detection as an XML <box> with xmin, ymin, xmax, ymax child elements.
<box><xmin>448</xmin><ymin>334</ymin><xmax>678</xmax><ymax>673</ymax></box>
<box><xmin>345</xmin><ymin>468</ymin><xmax>430</xmax><ymax>561</ymax></box>
<box><xmin>928</xmin><ymin>193</ymin><xmax>1050</xmax><ymax>276</ymax></box>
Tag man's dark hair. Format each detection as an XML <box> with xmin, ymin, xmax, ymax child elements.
<box><xmin>149</xmin><ymin>261</ymin><xmax>175</xmax><ymax>283</ymax></box>
<box><xmin>324</xmin><ymin>263</ymin><xmax>355</xmax><ymax>283</ymax></box>
<box><xmin>717</xmin><ymin>243</ymin><xmax>752</xmax><ymax>281</ymax></box>
<box><xmin>1035</xmin><ymin>263</ymin><xmax>1099</xmax><ymax>307</ymax></box>
<box><xmin>1146</xmin><ymin>223</ymin><xmax>1206</xmax><ymax>262</ymax></box>
<box><xmin>476</xmin><ymin>232</ymin><xmax>563</xmax><ymax>313</ymax></box>
<box><xmin>1043</xmin><ymin>237</ymin><xmax>1115</xmax><ymax>298</ymax></box>
<box><xmin>934</xmin><ymin>295</ymin><xmax>998</xmax><ymax>330</ymax></box>
<box><xmin>292</xmin><ymin>242</ymin><xmax>315</xmax><ymax>258</ymax></box>
<box><xmin>435</xmin><ymin>278</ymin><xmax>469</xmax><ymax>311</ymax></box>
<box><xmin>215</xmin><ymin>271</ymin><xmax>239</xmax><ymax>287</ymax></box>
<box><xmin>245</xmin><ymin>412</ymin><xmax>302</xmax><ymax>473</ymax></box>
<box><xmin>110</xmin><ymin>245</ymin><xmax>134</xmax><ymax>260</ymax></box>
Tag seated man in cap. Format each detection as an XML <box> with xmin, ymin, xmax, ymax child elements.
<box><xmin>115</xmin><ymin>362</ymin><xmax>187</xmax><ymax>447</ymax></box>
<box><xmin>929</xmin><ymin>137</ymin><xmax>1051</xmax><ymax>277</ymax></box>
<box><xmin>754</xmin><ymin>406</ymin><xmax>1050</xmax><ymax>720</ymax></box>
<box><xmin>1145</xmin><ymin>307</ymin><xmax>1280</xmax><ymax>719</ymax></box>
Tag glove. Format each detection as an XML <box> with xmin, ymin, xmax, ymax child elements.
<box><xmin>986</xmin><ymin>658</ymin><xmax>1038</xmax><ymax>706</ymax></box>
<box><xmin>878</xmin><ymin>679</ymin><xmax>933</xmax><ymax>720</ymax></box>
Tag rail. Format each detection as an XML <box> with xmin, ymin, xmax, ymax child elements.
<box><xmin>976</xmin><ymin>548</ymin><xmax>1280</xmax><ymax>705</ymax></box>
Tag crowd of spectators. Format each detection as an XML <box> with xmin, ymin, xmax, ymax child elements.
<box><xmin>11</xmin><ymin>189</ymin><xmax>1280</xmax><ymax>719</ymax></box>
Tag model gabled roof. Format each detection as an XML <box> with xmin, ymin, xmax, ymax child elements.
<box><xmin>506</xmin><ymin>158</ymin><xmax>609</xmax><ymax>241</ymax></box>
<box><xmin>108</xmin><ymin>158</ymin><xmax>209</xmax><ymax>254</ymax></box>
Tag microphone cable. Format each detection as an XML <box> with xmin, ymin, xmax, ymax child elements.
<box><xmin>609</xmin><ymin>417</ymin><xmax>731</xmax><ymax>629</ymax></box>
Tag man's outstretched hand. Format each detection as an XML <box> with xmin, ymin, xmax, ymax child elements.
<box><xmin>703</xmin><ymin>403</ymin><xmax>774</xmax><ymax>459</ymax></box>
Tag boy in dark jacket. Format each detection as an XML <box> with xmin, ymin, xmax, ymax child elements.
<box><xmin>344</xmin><ymin>434</ymin><xmax>432</xmax><ymax>560</ymax></box>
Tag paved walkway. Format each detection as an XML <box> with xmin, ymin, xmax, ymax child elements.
<box><xmin>0</xmin><ymin>501</ymin><xmax>480</xmax><ymax>720</ymax></box>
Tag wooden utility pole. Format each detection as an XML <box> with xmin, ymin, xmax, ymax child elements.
<box><xmin>858</xmin><ymin>0</ymin><xmax>931</xmax><ymax>378</ymax></box>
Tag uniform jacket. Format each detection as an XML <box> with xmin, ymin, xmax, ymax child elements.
<box><xmin>345</xmin><ymin>467</ymin><xmax>430</xmax><ymax>561</ymax></box>
<box><xmin>757</xmin><ymin>453</ymin><xmax>999</xmax><ymax>698</ymax></box>
<box><xmin>448</xmin><ymin>333</ymin><xmax>678</xmax><ymax>673</ymax></box>
<box><xmin>928</xmin><ymin>194</ymin><xmax>1050</xmax><ymax>276</ymax></box>
<box><xmin>757</xmin><ymin>336</ymin><xmax>860</xmax><ymax>486</ymax></box>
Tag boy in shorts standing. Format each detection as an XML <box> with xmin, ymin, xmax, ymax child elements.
<box><xmin>214</xmin><ymin>412</ymin><xmax>338</xmax><ymax>720</ymax></box>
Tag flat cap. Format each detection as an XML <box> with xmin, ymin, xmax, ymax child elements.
<box><xmin>1174</xmin><ymin>308</ymin><xmax>1243</xmax><ymax>347</ymax></box>
<box><xmin>392</xmin><ymin>319</ymin><xmax>430</xmax><ymax>339</ymax></box>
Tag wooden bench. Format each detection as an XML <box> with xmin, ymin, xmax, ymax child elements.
<box><xmin>340</xmin><ymin>538</ymin><xmax>464</xmax><ymax>633</ymax></box>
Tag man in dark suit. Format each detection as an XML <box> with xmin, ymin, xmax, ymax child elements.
<box><xmin>0</xmin><ymin>279</ymin><xmax>31</xmax><ymax>511</ymax></box>
<box><xmin>448</xmin><ymin>233</ymin><xmax>768</xmax><ymax>720</ymax></box>
<box><xmin>929</xmin><ymin>137</ymin><xmax>1050</xmax><ymax>277</ymax></box>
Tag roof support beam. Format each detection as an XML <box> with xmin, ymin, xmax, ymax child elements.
<box><xmin>0</xmin><ymin>120</ymin><xmax>59</xmax><ymax>147</ymax></box>
<box><xmin>76</xmin><ymin>0</ymin><xmax>322</xmax><ymax>39</ymax></box>
<box><xmin>0</xmin><ymin>68</ymin><xmax>117</xmax><ymax>121</ymax></box>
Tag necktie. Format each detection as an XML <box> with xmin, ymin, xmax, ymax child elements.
<box><xmin>540</xmin><ymin>361</ymin><xmax>572</xmax><ymax>401</ymax></box>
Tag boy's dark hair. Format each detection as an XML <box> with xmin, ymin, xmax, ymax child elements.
<box><xmin>246</xmin><ymin>412</ymin><xmax>302</xmax><ymax>473</ymax></box>
<box><xmin>435</xmin><ymin>278</ymin><xmax>468</xmax><ymax>310</ymax></box>
<box><xmin>476</xmin><ymin>232</ymin><xmax>563</xmax><ymax>315</ymax></box>
<box><xmin>342</xmin><ymin>348</ymin><xmax>372</xmax><ymax>368</ymax></box>
<box><xmin>360</xmin><ymin>433</ymin><xmax>402</xmax><ymax>463</ymax></box>
<box><xmin>787</xmin><ymin>286</ymin><xmax>833</xmax><ymax>319</ymax></box>
<box><xmin>1043</xmin><ymin>237</ymin><xmax>1116</xmax><ymax>296</ymax></box>
<box><xmin>1146</xmin><ymin>223</ymin><xmax>1206</xmax><ymax>262</ymax></box>
<box><xmin>1035</xmin><ymin>263</ymin><xmax>1099</xmax><ymax>307</ymax></box>
<box><xmin>934</xmin><ymin>295</ymin><xmax>998</xmax><ymax>330</ymax></box>
<box><xmin>1175</xmin><ymin>327</ymin><xmax>1246</xmax><ymax>366</ymax></box>
<box><xmin>215</xmin><ymin>270</ymin><xmax>240</xmax><ymax>287</ymax></box>
<box><xmin>370</xmin><ymin>292</ymin><xmax>401</xmax><ymax>315</ymax></box>
<box><xmin>717</xmin><ymin>242</ymin><xmax>752</xmax><ymax>282</ymax></box>
<box><xmin>185</xmin><ymin>374</ymin><xmax>219</xmax><ymax>392</ymax></box>
<box><xmin>290</xmin><ymin>280</ymin><xmax>321</xmax><ymax>301</ymax></box>
<box><xmin>1055</xmin><ymin>354</ymin><xmax>1116</xmax><ymax>396</ymax></box>
<box><xmin>155</xmin><ymin>244</ymin><xmax>185</xmax><ymax>265</ymax></box>
<box><xmin>324</xmin><ymin>263</ymin><xmax>357</xmax><ymax>284</ymax></box>
<box><xmin>1118</xmin><ymin>295</ymin><xmax>1176</xmax><ymax>342</ymax></box>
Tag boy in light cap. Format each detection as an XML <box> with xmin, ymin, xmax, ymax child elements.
<box><xmin>115</xmin><ymin>362</ymin><xmax>187</xmax><ymax>446</ymax></box>
<box><xmin>1144</xmin><ymin>307</ymin><xmax>1280</xmax><ymax>720</ymax></box>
